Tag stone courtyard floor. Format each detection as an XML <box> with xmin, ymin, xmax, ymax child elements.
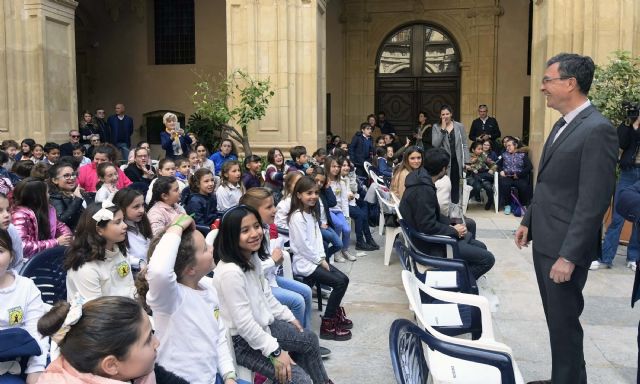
<box><xmin>312</xmin><ymin>204</ymin><xmax>638</xmax><ymax>383</ymax></box>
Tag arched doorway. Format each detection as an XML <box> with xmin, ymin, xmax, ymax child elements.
<box><xmin>375</xmin><ymin>24</ymin><xmax>461</xmax><ymax>137</ymax></box>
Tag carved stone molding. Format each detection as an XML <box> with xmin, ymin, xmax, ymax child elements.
<box><xmin>104</xmin><ymin>0</ymin><xmax>145</xmax><ymax>22</ymax></box>
<box><xmin>466</xmin><ymin>5</ymin><xmax>504</xmax><ymax>18</ymax></box>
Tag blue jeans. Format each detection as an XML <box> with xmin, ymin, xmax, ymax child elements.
<box><xmin>329</xmin><ymin>211</ymin><xmax>351</xmax><ymax>251</ymax></box>
<box><xmin>273</xmin><ymin>276</ymin><xmax>312</xmax><ymax>329</ymax></box>
<box><xmin>349</xmin><ymin>204</ymin><xmax>373</xmax><ymax>243</ymax></box>
<box><xmin>320</xmin><ymin>226</ymin><xmax>342</xmax><ymax>260</ymax></box>
<box><xmin>116</xmin><ymin>142</ymin><xmax>130</xmax><ymax>162</ymax></box>
<box><xmin>600</xmin><ymin>167</ymin><xmax>640</xmax><ymax>265</ymax></box>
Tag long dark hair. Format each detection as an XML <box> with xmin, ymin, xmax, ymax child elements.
<box><xmin>38</xmin><ymin>297</ymin><xmax>145</xmax><ymax>375</ymax></box>
<box><xmin>13</xmin><ymin>178</ymin><xmax>51</xmax><ymax>240</ymax></box>
<box><xmin>267</xmin><ymin>147</ymin><xmax>284</xmax><ymax>171</ymax></box>
<box><xmin>64</xmin><ymin>203</ymin><xmax>128</xmax><ymax>271</ymax></box>
<box><xmin>20</xmin><ymin>139</ymin><xmax>35</xmax><ymax>156</ymax></box>
<box><xmin>212</xmin><ymin>205</ymin><xmax>268</xmax><ymax>271</ymax></box>
<box><xmin>149</xmin><ymin>176</ymin><xmax>177</xmax><ymax>208</ymax></box>
<box><xmin>47</xmin><ymin>162</ymin><xmax>74</xmax><ymax>194</ymax></box>
<box><xmin>287</xmin><ymin>176</ymin><xmax>320</xmax><ymax>224</ymax></box>
<box><xmin>189</xmin><ymin>168</ymin><xmax>214</xmax><ymax>193</ymax></box>
<box><xmin>112</xmin><ymin>188</ymin><xmax>152</xmax><ymax>239</ymax></box>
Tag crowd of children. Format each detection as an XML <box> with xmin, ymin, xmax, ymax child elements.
<box><xmin>0</xmin><ymin>128</ymin><xmax>395</xmax><ymax>384</ymax></box>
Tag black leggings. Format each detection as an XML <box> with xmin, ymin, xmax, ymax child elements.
<box><xmin>304</xmin><ymin>264</ymin><xmax>349</xmax><ymax>318</ymax></box>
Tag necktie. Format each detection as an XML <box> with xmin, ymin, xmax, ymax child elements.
<box><xmin>550</xmin><ymin>117</ymin><xmax>566</xmax><ymax>144</ymax></box>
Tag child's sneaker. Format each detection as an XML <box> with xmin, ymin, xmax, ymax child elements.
<box><xmin>627</xmin><ymin>261</ymin><xmax>637</xmax><ymax>272</ymax></box>
<box><xmin>342</xmin><ymin>250</ymin><xmax>357</xmax><ymax>261</ymax></box>
<box><xmin>333</xmin><ymin>253</ymin><xmax>347</xmax><ymax>263</ymax></box>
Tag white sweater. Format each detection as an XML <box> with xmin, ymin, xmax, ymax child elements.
<box><xmin>289</xmin><ymin>210</ymin><xmax>324</xmax><ymax>276</ymax></box>
<box><xmin>146</xmin><ymin>233</ymin><xmax>235</xmax><ymax>384</ymax></box>
<box><xmin>328</xmin><ymin>179</ymin><xmax>349</xmax><ymax>217</ymax></box>
<box><xmin>126</xmin><ymin>227</ymin><xmax>150</xmax><ymax>269</ymax></box>
<box><xmin>213</xmin><ymin>253</ymin><xmax>296</xmax><ymax>357</ymax></box>
<box><xmin>274</xmin><ymin>196</ymin><xmax>291</xmax><ymax>228</ymax></box>
<box><xmin>65</xmin><ymin>248</ymin><xmax>135</xmax><ymax>302</ymax></box>
<box><xmin>0</xmin><ymin>273</ymin><xmax>47</xmax><ymax>374</ymax></box>
<box><xmin>216</xmin><ymin>183</ymin><xmax>243</xmax><ymax>211</ymax></box>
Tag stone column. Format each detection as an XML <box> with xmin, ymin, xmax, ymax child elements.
<box><xmin>226</xmin><ymin>0</ymin><xmax>325</xmax><ymax>154</ymax></box>
<box><xmin>0</xmin><ymin>0</ymin><xmax>78</xmax><ymax>143</ymax></box>
<box><xmin>529</xmin><ymin>0</ymin><xmax>640</xmax><ymax>173</ymax></box>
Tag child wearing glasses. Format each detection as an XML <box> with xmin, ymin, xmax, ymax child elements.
<box><xmin>48</xmin><ymin>162</ymin><xmax>86</xmax><ymax>231</ymax></box>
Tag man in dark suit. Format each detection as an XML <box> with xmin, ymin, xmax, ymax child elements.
<box><xmin>615</xmin><ymin>179</ymin><xmax>640</xmax><ymax>384</ymax></box>
<box><xmin>468</xmin><ymin>104</ymin><xmax>501</xmax><ymax>144</ymax></box>
<box><xmin>106</xmin><ymin>103</ymin><xmax>134</xmax><ymax>161</ymax></box>
<box><xmin>515</xmin><ymin>53</ymin><xmax>618</xmax><ymax>384</ymax></box>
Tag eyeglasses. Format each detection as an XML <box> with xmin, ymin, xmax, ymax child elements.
<box><xmin>57</xmin><ymin>172</ymin><xmax>77</xmax><ymax>180</ymax></box>
<box><xmin>136</xmin><ymin>154</ymin><xmax>149</xmax><ymax>159</ymax></box>
<box><xmin>541</xmin><ymin>76</ymin><xmax>573</xmax><ymax>84</ymax></box>
<box><xmin>70</xmin><ymin>135</ymin><xmax>80</xmax><ymax>138</ymax></box>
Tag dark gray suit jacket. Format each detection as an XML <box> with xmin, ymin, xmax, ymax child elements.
<box><xmin>522</xmin><ymin>105</ymin><xmax>618</xmax><ymax>268</ymax></box>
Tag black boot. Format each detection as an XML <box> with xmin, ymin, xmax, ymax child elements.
<box><xmin>366</xmin><ymin>238</ymin><xmax>380</xmax><ymax>250</ymax></box>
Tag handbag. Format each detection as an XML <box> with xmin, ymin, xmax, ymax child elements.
<box><xmin>510</xmin><ymin>187</ymin><xmax>526</xmax><ymax>218</ymax></box>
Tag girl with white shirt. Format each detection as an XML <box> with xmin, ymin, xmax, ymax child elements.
<box><xmin>112</xmin><ymin>188</ymin><xmax>151</xmax><ymax>272</ymax></box>
<box><xmin>139</xmin><ymin>214</ymin><xmax>241</xmax><ymax>384</ymax></box>
<box><xmin>239</xmin><ymin>188</ymin><xmax>313</xmax><ymax>329</ymax></box>
<box><xmin>216</xmin><ymin>160</ymin><xmax>244</xmax><ymax>211</ymax></box>
<box><xmin>325</xmin><ymin>156</ymin><xmax>355</xmax><ymax>261</ymax></box>
<box><xmin>213</xmin><ymin>205</ymin><xmax>332</xmax><ymax>384</ymax></box>
<box><xmin>0</xmin><ymin>228</ymin><xmax>46</xmax><ymax>383</ymax></box>
<box><xmin>64</xmin><ymin>202</ymin><xmax>135</xmax><ymax>302</ymax></box>
<box><xmin>274</xmin><ymin>172</ymin><xmax>302</xmax><ymax>229</ymax></box>
<box><xmin>287</xmin><ymin>176</ymin><xmax>352</xmax><ymax>342</ymax></box>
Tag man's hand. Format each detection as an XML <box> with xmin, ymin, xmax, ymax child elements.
<box><xmin>549</xmin><ymin>257</ymin><xmax>575</xmax><ymax>283</ymax></box>
<box><xmin>514</xmin><ymin>225</ymin><xmax>529</xmax><ymax>249</ymax></box>
<box><xmin>452</xmin><ymin>224</ymin><xmax>466</xmax><ymax>238</ymax></box>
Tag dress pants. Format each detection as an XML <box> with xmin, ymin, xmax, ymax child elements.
<box><xmin>533</xmin><ymin>250</ymin><xmax>589</xmax><ymax>384</ymax></box>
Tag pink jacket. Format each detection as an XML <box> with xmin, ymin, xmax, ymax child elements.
<box><xmin>77</xmin><ymin>162</ymin><xmax>132</xmax><ymax>193</ymax></box>
<box><xmin>11</xmin><ymin>206</ymin><xmax>72</xmax><ymax>259</ymax></box>
<box><xmin>147</xmin><ymin>201</ymin><xmax>186</xmax><ymax>236</ymax></box>
<box><xmin>37</xmin><ymin>356</ymin><xmax>156</xmax><ymax>384</ymax></box>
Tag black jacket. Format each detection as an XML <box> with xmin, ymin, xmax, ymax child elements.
<box><xmin>615</xmin><ymin>179</ymin><xmax>640</xmax><ymax>307</ymax></box>
<box><xmin>124</xmin><ymin>164</ymin><xmax>155</xmax><ymax>185</ymax></box>
<box><xmin>399</xmin><ymin>168</ymin><xmax>457</xmax><ymax>256</ymax></box>
<box><xmin>49</xmin><ymin>190</ymin><xmax>85</xmax><ymax>230</ymax></box>
<box><xmin>469</xmin><ymin>116</ymin><xmax>501</xmax><ymax>141</ymax></box>
<box><xmin>318</xmin><ymin>186</ymin><xmax>337</xmax><ymax>228</ymax></box>
<box><xmin>348</xmin><ymin>131</ymin><xmax>373</xmax><ymax>167</ymax></box>
<box><xmin>617</xmin><ymin>123</ymin><xmax>640</xmax><ymax>169</ymax></box>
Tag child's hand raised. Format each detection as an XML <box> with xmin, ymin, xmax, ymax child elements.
<box><xmin>169</xmin><ymin>214</ymin><xmax>194</xmax><ymax>232</ymax></box>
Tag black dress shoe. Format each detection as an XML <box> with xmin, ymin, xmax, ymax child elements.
<box><xmin>366</xmin><ymin>239</ymin><xmax>380</xmax><ymax>250</ymax></box>
<box><xmin>355</xmin><ymin>242</ymin><xmax>375</xmax><ymax>251</ymax></box>
<box><xmin>527</xmin><ymin>380</ymin><xmax>551</xmax><ymax>384</ymax></box>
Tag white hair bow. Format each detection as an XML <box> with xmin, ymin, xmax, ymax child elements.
<box><xmin>52</xmin><ymin>294</ymin><xmax>85</xmax><ymax>344</ymax></box>
<box><xmin>92</xmin><ymin>200</ymin><xmax>115</xmax><ymax>222</ymax></box>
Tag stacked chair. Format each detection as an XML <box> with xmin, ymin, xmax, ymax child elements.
<box><xmin>387</xmin><ymin>205</ymin><xmax>523</xmax><ymax>383</ymax></box>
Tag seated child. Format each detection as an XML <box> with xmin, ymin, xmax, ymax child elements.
<box><xmin>182</xmin><ymin>168</ymin><xmax>218</xmax><ymax>227</ymax></box>
<box><xmin>216</xmin><ymin>160</ymin><xmax>244</xmax><ymax>212</ymax></box>
<box><xmin>147</xmin><ymin>176</ymin><xmax>186</xmax><ymax>236</ymax></box>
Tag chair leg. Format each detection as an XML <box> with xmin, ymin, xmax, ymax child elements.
<box><xmin>384</xmin><ymin>229</ymin><xmax>397</xmax><ymax>266</ymax></box>
<box><xmin>316</xmin><ymin>283</ymin><xmax>323</xmax><ymax>312</ymax></box>
<box><xmin>379</xmin><ymin>213</ymin><xmax>384</xmax><ymax>236</ymax></box>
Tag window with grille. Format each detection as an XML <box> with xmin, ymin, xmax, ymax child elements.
<box><xmin>154</xmin><ymin>0</ymin><xmax>195</xmax><ymax>65</ymax></box>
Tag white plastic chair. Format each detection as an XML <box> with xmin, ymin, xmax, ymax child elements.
<box><xmin>401</xmin><ymin>271</ymin><xmax>524</xmax><ymax>384</ymax></box>
<box><xmin>368</xmin><ymin>169</ymin><xmax>385</xmax><ymax>187</ymax></box>
<box><xmin>363</xmin><ymin>161</ymin><xmax>373</xmax><ymax>176</ymax></box>
<box><xmin>374</xmin><ymin>188</ymin><xmax>403</xmax><ymax>266</ymax></box>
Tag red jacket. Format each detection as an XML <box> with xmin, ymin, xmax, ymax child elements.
<box><xmin>77</xmin><ymin>162</ymin><xmax>132</xmax><ymax>193</ymax></box>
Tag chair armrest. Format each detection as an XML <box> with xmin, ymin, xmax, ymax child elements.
<box><xmin>416</xmin><ymin>278</ymin><xmax>494</xmax><ymax>341</ymax></box>
<box><xmin>410</xmin><ymin>249</ymin><xmax>475</xmax><ymax>294</ymax></box>
<box><xmin>281</xmin><ymin>250</ymin><xmax>293</xmax><ymax>280</ymax></box>
<box><xmin>409</xmin><ymin>230</ymin><xmax>460</xmax><ymax>257</ymax></box>
<box><xmin>276</xmin><ymin>226</ymin><xmax>289</xmax><ymax>237</ymax></box>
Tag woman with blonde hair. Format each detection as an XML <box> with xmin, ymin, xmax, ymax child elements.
<box><xmin>390</xmin><ymin>146</ymin><xmax>423</xmax><ymax>198</ymax></box>
<box><xmin>160</xmin><ymin>112</ymin><xmax>192</xmax><ymax>159</ymax></box>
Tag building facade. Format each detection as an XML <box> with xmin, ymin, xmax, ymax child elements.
<box><xmin>0</xmin><ymin>0</ymin><xmax>639</xmax><ymax>166</ymax></box>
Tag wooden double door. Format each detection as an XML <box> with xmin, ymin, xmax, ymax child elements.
<box><xmin>375</xmin><ymin>23</ymin><xmax>461</xmax><ymax>139</ymax></box>
<box><xmin>375</xmin><ymin>76</ymin><xmax>460</xmax><ymax>139</ymax></box>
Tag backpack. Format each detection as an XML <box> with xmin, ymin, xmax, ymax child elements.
<box><xmin>510</xmin><ymin>187</ymin><xmax>526</xmax><ymax>217</ymax></box>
